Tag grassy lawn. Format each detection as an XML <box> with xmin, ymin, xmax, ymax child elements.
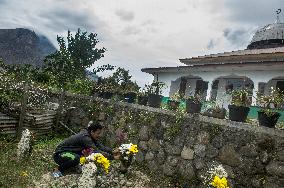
<box><xmin>0</xmin><ymin>132</ymin><xmax>178</xmax><ymax>188</ymax></box>
<box><xmin>0</xmin><ymin>133</ymin><xmax>68</xmax><ymax>188</ymax></box>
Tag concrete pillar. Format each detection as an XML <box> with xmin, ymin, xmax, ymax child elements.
<box><xmin>205</xmin><ymin>80</ymin><xmax>214</xmax><ymax>101</ymax></box>
<box><xmin>251</xmin><ymin>82</ymin><xmax>259</xmax><ymax>106</ymax></box>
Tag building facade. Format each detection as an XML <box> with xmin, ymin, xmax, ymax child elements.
<box><xmin>142</xmin><ymin>18</ymin><xmax>284</xmax><ymax>109</ymax></box>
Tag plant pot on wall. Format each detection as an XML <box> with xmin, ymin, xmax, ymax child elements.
<box><xmin>148</xmin><ymin>94</ymin><xmax>163</xmax><ymax>108</ymax></box>
<box><xmin>123</xmin><ymin>92</ymin><xmax>137</xmax><ymax>103</ymax></box>
<box><xmin>258</xmin><ymin>111</ymin><xmax>280</xmax><ymax>128</ymax></box>
<box><xmin>228</xmin><ymin>105</ymin><xmax>250</xmax><ymax>122</ymax></box>
<box><xmin>186</xmin><ymin>99</ymin><xmax>202</xmax><ymax>114</ymax></box>
<box><xmin>137</xmin><ymin>95</ymin><xmax>148</xmax><ymax>106</ymax></box>
<box><xmin>167</xmin><ymin>100</ymin><xmax>180</xmax><ymax>110</ymax></box>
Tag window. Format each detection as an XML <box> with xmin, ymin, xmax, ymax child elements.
<box><xmin>258</xmin><ymin>82</ymin><xmax>266</xmax><ymax>95</ymax></box>
<box><xmin>276</xmin><ymin>81</ymin><xmax>284</xmax><ymax>92</ymax></box>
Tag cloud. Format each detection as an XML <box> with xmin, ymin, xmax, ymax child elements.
<box><xmin>38</xmin><ymin>8</ymin><xmax>95</xmax><ymax>32</ymax></box>
<box><xmin>121</xmin><ymin>26</ymin><xmax>140</xmax><ymax>35</ymax></box>
<box><xmin>0</xmin><ymin>0</ymin><xmax>7</xmax><ymax>4</ymax></box>
<box><xmin>223</xmin><ymin>27</ymin><xmax>255</xmax><ymax>48</ymax></box>
<box><xmin>225</xmin><ymin>0</ymin><xmax>284</xmax><ymax>25</ymax></box>
<box><xmin>115</xmin><ymin>9</ymin><xmax>135</xmax><ymax>21</ymax></box>
<box><xmin>0</xmin><ymin>0</ymin><xmax>280</xmax><ymax>87</ymax></box>
<box><xmin>207</xmin><ymin>39</ymin><xmax>217</xmax><ymax>50</ymax></box>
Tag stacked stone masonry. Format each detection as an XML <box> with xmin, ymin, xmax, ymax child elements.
<box><xmin>63</xmin><ymin>98</ymin><xmax>284</xmax><ymax>188</ymax></box>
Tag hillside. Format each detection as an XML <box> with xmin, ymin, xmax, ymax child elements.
<box><xmin>0</xmin><ymin>28</ymin><xmax>56</xmax><ymax>67</ymax></box>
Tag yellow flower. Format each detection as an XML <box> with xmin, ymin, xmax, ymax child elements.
<box><xmin>93</xmin><ymin>153</ymin><xmax>110</xmax><ymax>174</ymax></box>
<box><xmin>211</xmin><ymin>176</ymin><xmax>229</xmax><ymax>188</ymax></box>
<box><xmin>20</xmin><ymin>171</ymin><xmax>28</xmax><ymax>177</ymax></box>
<box><xmin>129</xmin><ymin>144</ymin><xmax>138</xmax><ymax>154</ymax></box>
<box><xmin>80</xmin><ymin>156</ymin><xmax>87</xmax><ymax>165</ymax></box>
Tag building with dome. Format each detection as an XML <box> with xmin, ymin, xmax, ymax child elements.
<box><xmin>142</xmin><ymin>15</ymin><xmax>284</xmax><ymax>109</ymax></box>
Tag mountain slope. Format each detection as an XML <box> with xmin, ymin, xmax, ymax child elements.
<box><xmin>0</xmin><ymin>28</ymin><xmax>56</xmax><ymax>67</ymax></box>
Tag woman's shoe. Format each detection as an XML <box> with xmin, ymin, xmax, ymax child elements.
<box><xmin>52</xmin><ymin>171</ymin><xmax>63</xmax><ymax>178</ymax></box>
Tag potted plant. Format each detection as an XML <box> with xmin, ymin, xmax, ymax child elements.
<box><xmin>202</xmin><ymin>101</ymin><xmax>227</xmax><ymax>119</ymax></box>
<box><xmin>167</xmin><ymin>92</ymin><xmax>182</xmax><ymax>110</ymax></box>
<box><xmin>123</xmin><ymin>83</ymin><xmax>139</xmax><ymax>103</ymax></box>
<box><xmin>228</xmin><ymin>89</ymin><xmax>251</xmax><ymax>122</ymax></box>
<box><xmin>185</xmin><ymin>93</ymin><xmax>203</xmax><ymax>114</ymax></box>
<box><xmin>146</xmin><ymin>81</ymin><xmax>166</xmax><ymax>108</ymax></box>
<box><xmin>256</xmin><ymin>88</ymin><xmax>284</xmax><ymax>128</ymax></box>
<box><xmin>137</xmin><ymin>87</ymin><xmax>148</xmax><ymax>106</ymax></box>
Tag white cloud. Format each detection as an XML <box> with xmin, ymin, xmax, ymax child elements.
<box><xmin>0</xmin><ymin>0</ymin><xmax>282</xmax><ymax>86</ymax></box>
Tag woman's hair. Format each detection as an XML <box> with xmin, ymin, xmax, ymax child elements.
<box><xmin>87</xmin><ymin>121</ymin><xmax>103</xmax><ymax>133</ymax></box>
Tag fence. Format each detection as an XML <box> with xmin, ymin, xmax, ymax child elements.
<box><xmin>0</xmin><ymin>112</ymin><xmax>18</xmax><ymax>135</ymax></box>
<box><xmin>0</xmin><ymin>80</ymin><xmax>59</xmax><ymax>137</ymax></box>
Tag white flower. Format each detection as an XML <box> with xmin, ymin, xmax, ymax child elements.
<box><xmin>201</xmin><ymin>163</ymin><xmax>228</xmax><ymax>186</ymax></box>
<box><xmin>86</xmin><ymin>153</ymin><xmax>97</xmax><ymax>162</ymax></box>
<box><xmin>118</xmin><ymin>143</ymin><xmax>133</xmax><ymax>154</ymax></box>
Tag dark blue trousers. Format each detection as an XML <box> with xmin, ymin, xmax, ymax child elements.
<box><xmin>53</xmin><ymin>151</ymin><xmax>80</xmax><ymax>172</ymax></box>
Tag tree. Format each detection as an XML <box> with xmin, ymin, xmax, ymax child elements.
<box><xmin>44</xmin><ymin>29</ymin><xmax>106</xmax><ymax>89</ymax></box>
<box><xmin>92</xmin><ymin>67</ymin><xmax>139</xmax><ymax>94</ymax></box>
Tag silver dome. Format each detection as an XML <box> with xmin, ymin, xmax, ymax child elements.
<box><xmin>251</xmin><ymin>23</ymin><xmax>284</xmax><ymax>43</ymax></box>
<box><xmin>247</xmin><ymin>21</ymin><xmax>284</xmax><ymax>49</ymax></box>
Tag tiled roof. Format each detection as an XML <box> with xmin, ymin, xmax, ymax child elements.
<box><xmin>181</xmin><ymin>47</ymin><xmax>284</xmax><ymax>60</ymax></box>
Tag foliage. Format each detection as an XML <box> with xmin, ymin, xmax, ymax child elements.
<box><xmin>137</xmin><ymin>86</ymin><xmax>148</xmax><ymax>96</ymax></box>
<box><xmin>230</xmin><ymin>89</ymin><xmax>251</xmax><ymax>107</ymax></box>
<box><xmin>144</xmin><ymin>81</ymin><xmax>166</xmax><ymax>95</ymax></box>
<box><xmin>111</xmin><ymin>67</ymin><xmax>139</xmax><ymax>93</ymax></box>
<box><xmin>0</xmin><ymin>62</ymin><xmax>37</xmax><ymax>83</ymax></box>
<box><xmin>202</xmin><ymin>100</ymin><xmax>227</xmax><ymax>118</ymax></box>
<box><xmin>164</xmin><ymin>124</ymin><xmax>181</xmax><ymax>141</ymax></box>
<box><xmin>201</xmin><ymin>163</ymin><xmax>229</xmax><ymax>188</ymax></box>
<box><xmin>184</xmin><ymin>92</ymin><xmax>203</xmax><ymax>104</ymax></box>
<box><xmin>0</xmin><ymin>60</ymin><xmax>59</xmax><ymax>90</ymax></box>
<box><xmin>257</xmin><ymin>88</ymin><xmax>284</xmax><ymax>109</ymax></box>
<box><xmin>164</xmin><ymin>108</ymin><xmax>186</xmax><ymax>141</ymax></box>
<box><xmin>92</xmin><ymin>67</ymin><xmax>139</xmax><ymax>94</ymax></box>
<box><xmin>44</xmin><ymin>29</ymin><xmax>105</xmax><ymax>89</ymax></box>
<box><xmin>0</xmin><ymin>134</ymin><xmax>65</xmax><ymax>187</ymax></box>
<box><xmin>276</xmin><ymin>121</ymin><xmax>284</xmax><ymax>130</ymax></box>
<box><xmin>93</xmin><ymin>64</ymin><xmax>115</xmax><ymax>74</ymax></box>
<box><xmin>93</xmin><ymin>76</ymin><xmax>118</xmax><ymax>93</ymax></box>
<box><xmin>257</xmin><ymin>88</ymin><xmax>284</xmax><ymax>116</ymax></box>
<box><xmin>135</xmin><ymin>110</ymin><xmax>157</xmax><ymax>125</ymax></box>
<box><xmin>65</xmin><ymin>78</ymin><xmax>95</xmax><ymax>95</ymax></box>
<box><xmin>169</xmin><ymin>91</ymin><xmax>183</xmax><ymax>101</ymax></box>
<box><xmin>0</xmin><ymin>72</ymin><xmax>23</xmax><ymax>107</ymax></box>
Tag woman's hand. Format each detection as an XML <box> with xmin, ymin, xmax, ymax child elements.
<box><xmin>82</xmin><ymin>148</ymin><xmax>93</xmax><ymax>157</ymax></box>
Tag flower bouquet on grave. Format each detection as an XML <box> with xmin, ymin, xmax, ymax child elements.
<box><xmin>118</xmin><ymin>143</ymin><xmax>139</xmax><ymax>173</ymax></box>
<box><xmin>201</xmin><ymin>163</ymin><xmax>230</xmax><ymax>188</ymax></box>
<box><xmin>80</xmin><ymin>152</ymin><xmax>110</xmax><ymax>174</ymax></box>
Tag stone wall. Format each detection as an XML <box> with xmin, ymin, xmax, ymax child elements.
<box><xmin>63</xmin><ymin>97</ymin><xmax>284</xmax><ymax>188</ymax></box>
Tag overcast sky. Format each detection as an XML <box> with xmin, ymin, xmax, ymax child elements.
<box><xmin>0</xmin><ymin>0</ymin><xmax>283</xmax><ymax>86</ymax></box>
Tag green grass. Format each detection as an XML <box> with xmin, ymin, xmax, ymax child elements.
<box><xmin>0</xmin><ymin>133</ymin><xmax>68</xmax><ymax>187</ymax></box>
